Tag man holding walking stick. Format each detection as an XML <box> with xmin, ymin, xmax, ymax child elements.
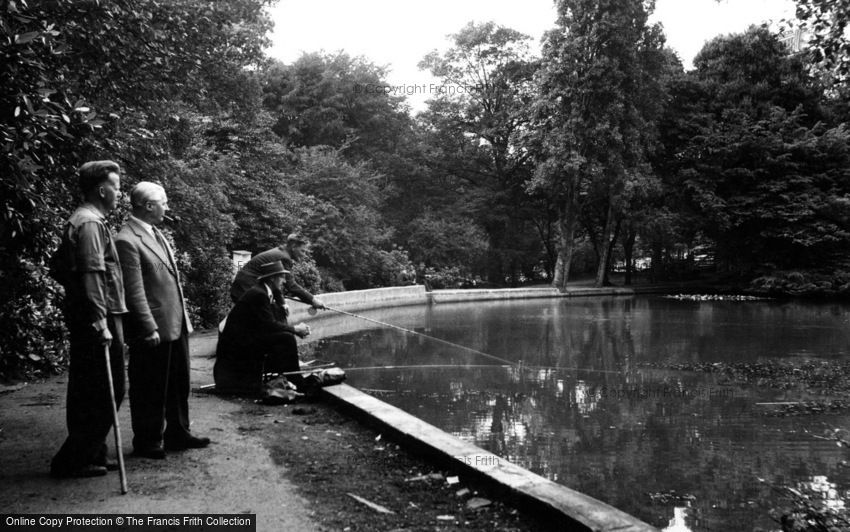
<box><xmin>50</xmin><ymin>161</ymin><xmax>128</xmax><ymax>479</ymax></box>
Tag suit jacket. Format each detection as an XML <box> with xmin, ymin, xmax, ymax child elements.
<box><xmin>230</xmin><ymin>246</ymin><xmax>315</xmax><ymax>304</ymax></box>
<box><xmin>115</xmin><ymin>217</ymin><xmax>193</xmax><ymax>342</ymax></box>
<box><xmin>217</xmin><ymin>282</ymin><xmax>297</xmax><ymax>361</ymax></box>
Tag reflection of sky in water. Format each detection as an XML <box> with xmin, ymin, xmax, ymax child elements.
<box><xmin>312</xmin><ymin>296</ymin><xmax>850</xmax><ymax>530</ymax></box>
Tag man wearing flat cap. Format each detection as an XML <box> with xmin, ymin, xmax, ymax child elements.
<box><xmin>115</xmin><ymin>182</ymin><xmax>209</xmax><ymax>459</ymax></box>
<box><xmin>51</xmin><ymin>160</ymin><xmax>126</xmax><ymax>479</ymax></box>
<box><xmin>215</xmin><ymin>260</ymin><xmax>311</xmax><ymax>394</ymax></box>
<box><xmin>229</xmin><ymin>233</ymin><xmax>325</xmax><ymax>311</ymax></box>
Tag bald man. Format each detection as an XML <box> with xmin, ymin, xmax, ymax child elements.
<box><xmin>115</xmin><ymin>182</ymin><xmax>209</xmax><ymax>459</ymax></box>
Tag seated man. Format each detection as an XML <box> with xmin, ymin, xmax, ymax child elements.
<box><xmin>214</xmin><ymin>261</ymin><xmax>310</xmax><ymax>395</ymax></box>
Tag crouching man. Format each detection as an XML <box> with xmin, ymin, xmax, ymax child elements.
<box><xmin>214</xmin><ymin>260</ymin><xmax>310</xmax><ymax>395</ymax></box>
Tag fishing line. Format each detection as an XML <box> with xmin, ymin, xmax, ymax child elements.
<box><xmin>321</xmin><ymin>303</ymin><xmax>522</xmax><ymax>367</ymax></box>
<box><xmin>290</xmin><ymin>299</ymin><xmax>625</xmax><ymax>375</ymax></box>
<box><xmin>340</xmin><ymin>364</ymin><xmax>625</xmax><ymax>375</ymax></box>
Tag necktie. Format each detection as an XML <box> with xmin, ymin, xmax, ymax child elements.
<box><xmin>153</xmin><ymin>228</ymin><xmax>175</xmax><ymax>271</ymax></box>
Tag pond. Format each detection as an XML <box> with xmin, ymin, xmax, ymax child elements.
<box><xmin>310</xmin><ymin>296</ymin><xmax>850</xmax><ymax>530</ymax></box>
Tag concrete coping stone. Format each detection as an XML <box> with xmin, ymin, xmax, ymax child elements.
<box><xmin>288</xmin><ymin>284</ymin><xmax>669</xmax><ymax>323</ymax></box>
<box><xmin>322</xmin><ymin>383</ymin><xmax>659</xmax><ymax>532</ymax></box>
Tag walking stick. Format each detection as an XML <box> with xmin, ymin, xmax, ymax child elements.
<box><xmin>103</xmin><ymin>343</ymin><xmax>128</xmax><ymax>494</ymax></box>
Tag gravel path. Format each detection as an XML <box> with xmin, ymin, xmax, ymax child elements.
<box><xmin>0</xmin><ymin>331</ymin><xmax>318</xmax><ymax>532</ymax></box>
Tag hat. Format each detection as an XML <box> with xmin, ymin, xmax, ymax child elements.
<box><xmin>257</xmin><ymin>260</ymin><xmax>289</xmax><ymax>280</ymax></box>
<box><xmin>287</xmin><ymin>233</ymin><xmax>307</xmax><ymax>245</ymax></box>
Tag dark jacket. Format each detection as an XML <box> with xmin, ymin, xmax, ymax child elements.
<box><xmin>215</xmin><ymin>282</ymin><xmax>299</xmax><ymax>392</ymax></box>
<box><xmin>230</xmin><ymin>246</ymin><xmax>315</xmax><ymax>304</ymax></box>
<box><xmin>217</xmin><ymin>283</ymin><xmax>297</xmax><ymax>359</ymax></box>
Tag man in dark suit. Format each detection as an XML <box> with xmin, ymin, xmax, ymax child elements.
<box><xmin>115</xmin><ymin>182</ymin><xmax>209</xmax><ymax>459</ymax></box>
<box><xmin>215</xmin><ymin>260</ymin><xmax>311</xmax><ymax>394</ymax></box>
<box><xmin>51</xmin><ymin>160</ymin><xmax>127</xmax><ymax>478</ymax></box>
<box><xmin>230</xmin><ymin>233</ymin><xmax>326</xmax><ymax>310</ymax></box>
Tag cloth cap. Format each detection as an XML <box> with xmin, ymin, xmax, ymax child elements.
<box><xmin>287</xmin><ymin>233</ymin><xmax>307</xmax><ymax>245</ymax></box>
<box><xmin>257</xmin><ymin>260</ymin><xmax>289</xmax><ymax>280</ymax></box>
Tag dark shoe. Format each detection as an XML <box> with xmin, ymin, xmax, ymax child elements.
<box><xmin>133</xmin><ymin>445</ymin><xmax>166</xmax><ymax>460</ymax></box>
<box><xmin>164</xmin><ymin>435</ymin><xmax>210</xmax><ymax>451</ymax></box>
<box><xmin>92</xmin><ymin>458</ymin><xmax>120</xmax><ymax>471</ymax></box>
<box><xmin>50</xmin><ymin>464</ymin><xmax>108</xmax><ymax>479</ymax></box>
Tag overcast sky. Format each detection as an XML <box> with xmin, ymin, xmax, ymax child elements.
<box><xmin>266</xmin><ymin>0</ymin><xmax>796</xmax><ymax>112</ymax></box>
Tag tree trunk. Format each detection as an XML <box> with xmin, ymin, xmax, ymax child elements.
<box><xmin>594</xmin><ymin>198</ymin><xmax>618</xmax><ymax>287</ymax></box>
<box><xmin>650</xmin><ymin>239</ymin><xmax>664</xmax><ymax>283</ymax></box>
<box><xmin>533</xmin><ymin>209</ymin><xmax>557</xmax><ymax>280</ymax></box>
<box><xmin>582</xmin><ymin>215</ymin><xmax>602</xmax><ymax>265</ymax></box>
<box><xmin>486</xmin><ymin>233</ymin><xmax>502</xmax><ymax>286</ymax></box>
<box><xmin>601</xmin><ymin>219</ymin><xmax>621</xmax><ymax>286</ymax></box>
<box><xmin>622</xmin><ymin>225</ymin><xmax>637</xmax><ymax>286</ymax></box>
<box><xmin>553</xmin><ymin>200</ymin><xmax>578</xmax><ymax>292</ymax></box>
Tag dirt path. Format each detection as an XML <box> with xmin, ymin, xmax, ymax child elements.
<box><xmin>1</xmin><ymin>330</ymin><xmax>554</xmax><ymax>531</ymax></box>
<box><xmin>0</xmin><ymin>331</ymin><xmax>318</xmax><ymax>532</ymax></box>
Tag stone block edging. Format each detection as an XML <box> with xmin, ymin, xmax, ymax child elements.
<box><xmin>322</xmin><ymin>383</ymin><xmax>658</xmax><ymax>531</ymax></box>
<box><xmin>289</xmin><ymin>285</ymin><xmax>427</xmax><ymax>322</ymax></box>
<box><xmin>289</xmin><ymin>284</ymin><xmax>670</xmax><ymax>322</ymax></box>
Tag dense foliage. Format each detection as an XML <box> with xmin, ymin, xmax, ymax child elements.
<box><xmin>530</xmin><ymin>0</ymin><xmax>669</xmax><ymax>290</ymax></box>
<box><xmin>1</xmin><ymin>0</ymin><xmax>849</xmax><ymax>377</ymax></box>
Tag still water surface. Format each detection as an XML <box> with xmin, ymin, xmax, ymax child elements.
<box><xmin>311</xmin><ymin>296</ymin><xmax>850</xmax><ymax>530</ymax></box>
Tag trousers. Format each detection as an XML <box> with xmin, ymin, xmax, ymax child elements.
<box><xmin>52</xmin><ymin>315</ymin><xmax>125</xmax><ymax>473</ymax></box>
<box><xmin>128</xmin><ymin>331</ymin><xmax>191</xmax><ymax>448</ymax></box>
<box><xmin>214</xmin><ymin>332</ymin><xmax>300</xmax><ymax>394</ymax></box>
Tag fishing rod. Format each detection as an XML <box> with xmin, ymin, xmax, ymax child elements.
<box><xmin>288</xmin><ymin>298</ymin><xmax>626</xmax><ymax>376</ymax></box>
<box><xmin>291</xmin><ymin>298</ymin><xmax>522</xmax><ymax>368</ymax></box>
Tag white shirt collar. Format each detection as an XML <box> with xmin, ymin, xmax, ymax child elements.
<box><xmin>265</xmin><ymin>282</ymin><xmax>274</xmax><ymax>303</ymax></box>
<box><xmin>130</xmin><ymin>215</ymin><xmax>155</xmax><ymax>236</ymax></box>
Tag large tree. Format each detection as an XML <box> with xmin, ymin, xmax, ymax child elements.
<box><xmin>1</xmin><ymin>0</ymin><xmax>275</xmax><ymax>375</ymax></box>
<box><xmin>261</xmin><ymin>52</ymin><xmax>412</xmax><ymax>163</ymax></box>
<box><xmin>785</xmin><ymin>0</ymin><xmax>850</xmax><ymax>89</ymax></box>
<box><xmin>661</xmin><ymin>26</ymin><xmax>850</xmax><ymax>274</ymax></box>
<box><xmin>529</xmin><ymin>0</ymin><xmax>666</xmax><ymax>289</ymax></box>
<box><xmin>418</xmin><ymin>21</ymin><xmax>542</xmax><ymax>285</ymax></box>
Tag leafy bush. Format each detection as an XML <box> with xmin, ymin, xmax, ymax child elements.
<box><xmin>405</xmin><ymin>211</ymin><xmax>488</xmax><ymax>272</ymax></box>
<box><xmin>423</xmin><ymin>266</ymin><xmax>474</xmax><ymax>289</ymax></box>
<box><xmin>0</xmin><ymin>262</ymin><xmax>67</xmax><ymax>380</ymax></box>
<box><xmin>369</xmin><ymin>248</ymin><xmax>415</xmax><ymax>288</ymax></box>
<box><xmin>750</xmin><ymin>270</ymin><xmax>850</xmax><ymax>298</ymax></box>
<box><xmin>290</xmin><ymin>254</ymin><xmax>324</xmax><ymax>295</ymax></box>
<box><xmin>317</xmin><ymin>269</ymin><xmax>346</xmax><ymax>294</ymax></box>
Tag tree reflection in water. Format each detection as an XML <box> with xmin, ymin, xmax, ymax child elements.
<box><xmin>313</xmin><ymin>296</ymin><xmax>850</xmax><ymax>530</ymax></box>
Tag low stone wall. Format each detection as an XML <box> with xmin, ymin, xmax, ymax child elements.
<box><xmin>430</xmin><ymin>285</ymin><xmax>665</xmax><ymax>304</ymax></box>
<box><xmin>290</xmin><ymin>284</ymin><xmax>671</xmax><ymax>323</ymax></box>
<box><xmin>288</xmin><ymin>285</ymin><xmax>428</xmax><ymax>322</ymax></box>
<box><xmin>288</xmin><ymin>283</ymin><xmax>672</xmax><ymax>340</ymax></box>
